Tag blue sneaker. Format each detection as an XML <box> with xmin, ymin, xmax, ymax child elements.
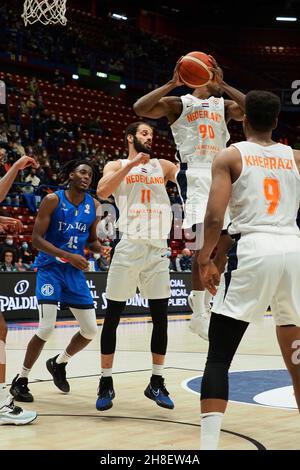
<box><xmin>96</xmin><ymin>376</ymin><xmax>115</xmax><ymax>411</ymax></box>
<box><xmin>144</xmin><ymin>376</ymin><xmax>174</xmax><ymax>409</ymax></box>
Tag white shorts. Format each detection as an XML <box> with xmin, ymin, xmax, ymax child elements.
<box><xmin>106</xmin><ymin>238</ymin><xmax>171</xmax><ymax>301</ymax></box>
<box><xmin>176</xmin><ymin>164</ymin><xmax>230</xmax><ymax>230</ymax></box>
<box><xmin>212</xmin><ymin>232</ymin><xmax>300</xmax><ymax>326</ymax></box>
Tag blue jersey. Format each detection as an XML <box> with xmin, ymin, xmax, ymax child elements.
<box><xmin>34</xmin><ymin>190</ymin><xmax>96</xmax><ymax>268</ymax></box>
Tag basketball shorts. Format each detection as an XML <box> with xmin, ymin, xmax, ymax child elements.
<box><xmin>176</xmin><ymin>163</ymin><xmax>230</xmax><ymax>230</ymax></box>
<box><xmin>212</xmin><ymin>232</ymin><xmax>300</xmax><ymax>326</ymax></box>
<box><xmin>106</xmin><ymin>238</ymin><xmax>171</xmax><ymax>301</ymax></box>
<box><xmin>36</xmin><ymin>263</ymin><xmax>94</xmax><ymax>309</ymax></box>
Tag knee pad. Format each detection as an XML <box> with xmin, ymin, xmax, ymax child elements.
<box><xmin>70</xmin><ymin>308</ymin><xmax>98</xmax><ymax>340</ymax></box>
<box><xmin>36</xmin><ymin>304</ymin><xmax>57</xmax><ymax>341</ymax></box>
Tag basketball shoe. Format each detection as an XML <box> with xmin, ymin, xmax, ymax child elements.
<box><xmin>10</xmin><ymin>375</ymin><xmax>34</xmax><ymax>402</ymax></box>
<box><xmin>188</xmin><ymin>293</ymin><xmax>210</xmax><ymax>341</ymax></box>
<box><xmin>46</xmin><ymin>355</ymin><xmax>70</xmax><ymax>393</ymax></box>
<box><xmin>0</xmin><ymin>395</ymin><xmax>36</xmax><ymax>425</ymax></box>
<box><xmin>144</xmin><ymin>375</ymin><xmax>174</xmax><ymax>409</ymax></box>
<box><xmin>96</xmin><ymin>376</ymin><xmax>115</xmax><ymax>411</ymax></box>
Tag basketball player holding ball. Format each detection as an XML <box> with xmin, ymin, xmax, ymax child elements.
<box><xmin>134</xmin><ymin>54</ymin><xmax>246</xmax><ymax>341</ymax></box>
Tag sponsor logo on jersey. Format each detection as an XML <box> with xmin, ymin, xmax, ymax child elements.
<box><xmin>41</xmin><ymin>284</ymin><xmax>54</xmax><ymax>296</ymax></box>
<box><xmin>55</xmin><ymin>257</ymin><xmax>69</xmax><ymax>263</ymax></box>
<box><xmin>84</xmin><ymin>204</ymin><xmax>90</xmax><ymax>214</ymax></box>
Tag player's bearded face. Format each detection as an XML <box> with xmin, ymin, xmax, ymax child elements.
<box><xmin>133</xmin><ymin>135</ymin><xmax>152</xmax><ymax>155</ymax></box>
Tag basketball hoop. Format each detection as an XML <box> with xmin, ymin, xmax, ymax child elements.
<box><xmin>22</xmin><ymin>0</ymin><xmax>67</xmax><ymax>26</ymax></box>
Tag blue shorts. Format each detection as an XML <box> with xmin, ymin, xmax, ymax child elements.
<box><xmin>36</xmin><ymin>263</ymin><xmax>94</xmax><ymax>309</ymax></box>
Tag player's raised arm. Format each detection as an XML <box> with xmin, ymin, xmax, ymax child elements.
<box><xmin>133</xmin><ymin>62</ymin><xmax>183</xmax><ymax>121</ymax></box>
<box><xmin>97</xmin><ymin>153</ymin><xmax>150</xmax><ymax>199</ymax></box>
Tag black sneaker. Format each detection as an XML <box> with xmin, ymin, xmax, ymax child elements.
<box><xmin>46</xmin><ymin>355</ymin><xmax>70</xmax><ymax>393</ymax></box>
<box><xmin>96</xmin><ymin>376</ymin><xmax>115</xmax><ymax>411</ymax></box>
<box><xmin>10</xmin><ymin>375</ymin><xmax>34</xmax><ymax>402</ymax></box>
<box><xmin>144</xmin><ymin>375</ymin><xmax>174</xmax><ymax>409</ymax></box>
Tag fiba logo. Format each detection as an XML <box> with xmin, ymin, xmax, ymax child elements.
<box><xmin>14</xmin><ymin>280</ymin><xmax>30</xmax><ymax>295</ymax></box>
<box><xmin>41</xmin><ymin>284</ymin><xmax>54</xmax><ymax>296</ymax></box>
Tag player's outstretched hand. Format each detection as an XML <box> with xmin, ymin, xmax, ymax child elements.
<box><xmin>68</xmin><ymin>253</ymin><xmax>90</xmax><ymax>271</ymax></box>
<box><xmin>0</xmin><ymin>216</ymin><xmax>23</xmax><ymax>233</ymax></box>
<box><xmin>131</xmin><ymin>152</ymin><xmax>150</xmax><ymax>167</ymax></box>
<box><xmin>13</xmin><ymin>156</ymin><xmax>39</xmax><ymax>171</ymax></box>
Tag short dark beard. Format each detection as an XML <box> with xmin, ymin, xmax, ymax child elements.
<box><xmin>133</xmin><ymin>135</ymin><xmax>151</xmax><ymax>155</ymax></box>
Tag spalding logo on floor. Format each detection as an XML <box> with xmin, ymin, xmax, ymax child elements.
<box><xmin>182</xmin><ymin>369</ymin><xmax>297</xmax><ymax>409</ymax></box>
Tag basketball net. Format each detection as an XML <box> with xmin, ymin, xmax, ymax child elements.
<box><xmin>22</xmin><ymin>0</ymin><xmax>67</xmax><ymax>26</ymax></box>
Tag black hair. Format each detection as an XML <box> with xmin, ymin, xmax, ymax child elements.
<box><xmin>58</xmin><ymin>159</ymin><xmax>94</xmax><ymax>183</ymax></box>
<box><xmin>2</xmin><ymin>249</ymin><xmax>16</xmax><ymax>263</ymax></box>
<box><xmin>124</xmin><ymin>121</ymin><xmax>153</xmax><ymax>149</ymax></box>
<box><xmin>245</xmin><ymin>90</ymin><xmax>281</xmax><ymax>132</ymax></box>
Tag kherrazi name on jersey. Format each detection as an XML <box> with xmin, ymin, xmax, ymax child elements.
<box><xmin>58</xmin><ymin>221</ymin><xmax>87</xmax><ymax>232</ymax></box>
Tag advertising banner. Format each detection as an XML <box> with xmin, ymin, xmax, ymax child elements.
<box><xmin>0</xmin><ymin>272</ymin><xmax>192</xmax><ymax>320</ymax></box>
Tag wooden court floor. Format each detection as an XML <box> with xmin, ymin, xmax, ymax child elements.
<box><xmin>2</xmin><ymin>314</ymin><xmax>300</xmax><ymax>451</ymax></box>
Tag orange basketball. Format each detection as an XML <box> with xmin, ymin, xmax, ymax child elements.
<box><xmin>178</xmin><ymin>51</ymin><xmax>214</xmax><ymax>88</ymax></box>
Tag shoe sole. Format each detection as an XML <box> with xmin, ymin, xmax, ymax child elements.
<box><xmin>0</xmin><ymin>413</ymin><xmax>37</xmax><ymax>425</ymax></box>
<box><xmin>144</xmin><ymin>390</ymin><xmax>174</xmax><ymax>410</ymax></box>
<box><xmin>46</xmin><ymin>360</ymin><xmax>70</xmax><ymax>393</ymax></box>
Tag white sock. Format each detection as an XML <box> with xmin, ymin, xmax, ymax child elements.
<box><xmin>102</xmin><ymin>368</ymin><xmax>113</xmax><ymax>378</ymax></box>
<box><xmin>19</xmin><ymin>366</ymin><xmax>31</xmax><ymax>379</ymax></box>
<box><xmin>56</xmin><ymin>350</ymin><xmax>72</xmax><ymax>364</ymax></box>
<box><xmin>190</xmin><ymin>290</ymin><xmax>205</xmax><ymax>316</ymax></box>
<box><xmin>200</xmin><ymin>412</ymin><xmax>224</xmax><ymax>450</ymax></box>
<box><xmin>204</xmin><ymin>290</ymin><xmax>213</xmax><ymax>312</ymax></box>
<box><xmin>152</xmin><ymin>364</ymin><xmax>164</xmax><ymax>377</ymax></box>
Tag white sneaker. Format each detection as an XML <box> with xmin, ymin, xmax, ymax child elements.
<box><xmin>188</xmin><ymin>294</ymin><xmax>210</xmax><ymax>341</ymax></box>
<box><xmin>0</xmin><ymin>396</ymin><xmax>37</xmax><ymax>425</ymax></box>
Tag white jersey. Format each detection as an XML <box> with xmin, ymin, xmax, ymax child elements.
<box><xmin>113</xmin><ymin>158</ymin><xmax>172</xmax><ymax>246</ymax></box>
<box><xmin>171</xmin><ymin>94</ymin><xmax>230</xmax><ymax>167</ymax></box>
<box><xmin>229</xmin><ymin>141</ymin><xmax>300</xmax><ymax>236</ymax></box>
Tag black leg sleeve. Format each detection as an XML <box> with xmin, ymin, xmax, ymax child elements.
<box><xmin>100</xmin><ymin>299</ymin><xmax>126</xmax><ymax>355</ymax></box>
<box><xmin>149</xmin><ymin>298</ymin><xmax>169</xmax><ymax>355</ymax></box>
<box><xmin>201</xmin><ymin>313</ymin><xmax>249</xmax><ymax>400</ymax></box>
